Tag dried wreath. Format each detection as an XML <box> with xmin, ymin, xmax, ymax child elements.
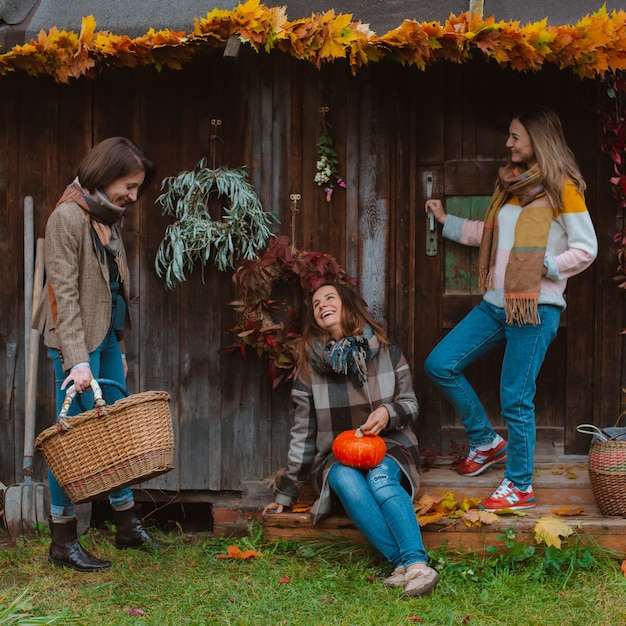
<box><xmin>222</xmin><ymin>234</ymin><xmax>355</xmax><ymax>389</ymax></box>
<box><xmin>154</xmin><ymin>159</ymin><xmax>278</xmax><ymax>289</ymax></box>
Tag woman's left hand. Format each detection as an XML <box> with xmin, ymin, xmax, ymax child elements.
<box><xmin>262</xmin><ymin>502</ymin><xmax>284</xmax><ymax>515</ymax></box>
<box><xmin>361</xmin><ymin>406</ymin><xmax>390</xmax><ymax>436</ymax></box>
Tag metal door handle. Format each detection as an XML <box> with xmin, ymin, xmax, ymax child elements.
<box><xmin>425</xmin><ymin>171</ymin><xmax>437</xmax><ymax>256</ymax></box>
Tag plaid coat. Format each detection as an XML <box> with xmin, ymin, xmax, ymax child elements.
<box><xmin>274</xmin><ymin>336</ymin><xmax>421</xmax><ymax>523</ymax></box>
<box><xmin>33</xmin><ymin>200</ymin><xmax>131</xmax><ymax>371</ymax></box>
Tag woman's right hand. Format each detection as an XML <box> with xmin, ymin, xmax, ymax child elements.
<box><xmin>262</xmin><ymin>501</ymin><xmax>284</xmax><ymax>515</ymax></box>
<box><xmin>425</xmin><ymin>198</ymin><xmax>447</xmax><ymax>225</ymax></box>
<box><xmin>62</xmin><ymin>364</ymin><xmax>93</xmax><ymax>393</ymax></box>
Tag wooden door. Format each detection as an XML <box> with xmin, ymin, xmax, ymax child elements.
<box><xmin>409</xmin><ymin>63</ymin><xmax>573</xmax><ymax>458</ymax></box>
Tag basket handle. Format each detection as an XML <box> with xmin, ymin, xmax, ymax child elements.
<box><xmin>58</xmin><ymin>378</ymin><xmax>130</xmax><ymax>428</ymax></box>
<box><xmin>74</xmin><ymin>378</ymin><xmax>129</xmax><ymax>412</ymax></box>
<box><xmin>576</xmin><ymin>423</ymin><xmax>609</xmax><ymax>442</ymax></box>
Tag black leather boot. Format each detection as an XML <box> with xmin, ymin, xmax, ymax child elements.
<box><xmin>48</xmin><ymin>517</ymin><xmax>111</xmax><ymax>572</ymax></box>
<box><xmin>114</xmin><ymin>506</ymin><xmax>160</xmax><ymax>549</ymax></box>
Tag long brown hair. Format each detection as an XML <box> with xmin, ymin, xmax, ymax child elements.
<box><xmin>77</xmin><ymin>137</ymin><xmax>156</xmax><ymax>195</ymax></box>
<box><xmin>502</xmin><ymin>105</ymin><xmax>585</xmax><ymax>209</ymax></box>
<box><xmin>297</xmin><ymin>282</ymin><xmax>389</xmax><ymax>374</ymax></box>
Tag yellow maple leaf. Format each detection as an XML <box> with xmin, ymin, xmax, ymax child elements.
<box><xmin>79</xmin><ymin>15</ymin><xmax>97</xmax><ymax>46</ymax></box>
<box><xmin>533</xmin><ymin>516</ymin><xmax>575</xmax><ymax>549</ymax></box>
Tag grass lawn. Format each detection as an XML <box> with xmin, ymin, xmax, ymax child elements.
<box><xmin>1</xmin><ymin>521</ymin><xmax>625</xmax><ymax>625</ymax></box>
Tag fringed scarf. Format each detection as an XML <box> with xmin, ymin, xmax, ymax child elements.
<box><xmin>57</xmin><ymin>178</ymin><xmax>128</xmax><ymax>284</ymax></box>
<box><xmin>311</xmin><ymin>324</ymin><xmax>374</xmax><ymax>388</ymax></box>
<box><xmin>478</xmin><ymin>164</ymin><xmax>554</xmax><ymax>325</ymax></box>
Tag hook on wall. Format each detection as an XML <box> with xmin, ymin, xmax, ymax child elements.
<box><xmin>209</xmin><ymin>119</ymin><xmax>224</xmax><ymax>169</ymax></box>
<box><xmin>289</xmin><ymin>193</ymin><xmax>301</xmax><ymax>252</ymax></box>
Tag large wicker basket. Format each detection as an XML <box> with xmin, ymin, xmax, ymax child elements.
<box><xmin>579</xmin><ymin>423</ymin><xmax>626</xmax><ymax>517</ymax></box>
<box><xmin>35</xmin><ymin>379</ymin><xmax>174</xmax><ymax>504</ymax></box>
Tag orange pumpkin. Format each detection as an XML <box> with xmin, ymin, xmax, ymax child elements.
<box><xmin>332</xmin><ymin>427</ymin><xmax>386</xmax><ymax>470</ymax></box>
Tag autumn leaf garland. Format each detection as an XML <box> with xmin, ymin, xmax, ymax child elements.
<box><xmin>3</xmin><ymin>2</ymin><xmax>626</xmax><ymax>82</ymax></box>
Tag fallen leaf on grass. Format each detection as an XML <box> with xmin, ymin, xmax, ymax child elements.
<box><xmin>549</xmin><ymin>506</ymin><xmax>585</xmax><ymax>517</ymax></box>
<box><xmin>278</xmin><ymin>576</ymin><xmax>291</xmax><ymax>584</ymax></box>
<box><xmin>533</xmin><ymin>516</ymin><xmax>574</xmax><ymax>548</ymax></box>
<box><xmin>124</xmin><ymin>606</ymin><xmax>145</xmax><ymax>616</ymax></box>
<box><xmin>621</xmin><ymin>560</ymin><xmax>626</xmax><ymax>576</ymax></box>
<box><xmin>409</xmin><ymin>617</ymin><xmax>424</xmax><ymax>623</ymax></box>
<box><xmin>216</xmin><ymin>545</ymin><xmax>261</xmax><ymax>559</ymax></box>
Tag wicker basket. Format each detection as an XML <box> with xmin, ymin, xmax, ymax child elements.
<box><xmin>579</xmin><ymin>423</ymin><xmax>626</xmax><ymax>517</ymax></box>
<box><xmin>35</xmin><ymin>379</ymin><xmax>174</xmax><ymax>504</ymax></box>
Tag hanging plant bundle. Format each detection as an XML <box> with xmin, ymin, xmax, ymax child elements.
<box><xmin>222</xmin><ymin>235</ymin><xmax>356</xmax><ymax>389</ymax></box>
<box><xmin>155</xmin><ymin>159</ymin><xmax>278</xmax><ymax>288</ymax></box>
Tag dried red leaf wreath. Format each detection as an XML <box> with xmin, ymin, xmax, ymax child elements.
<box><xmin>222</xmin><ymin>235</ymin><xmax>355</xmax><ymax>389</ymax></box>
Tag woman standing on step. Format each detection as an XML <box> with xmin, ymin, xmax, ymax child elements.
<box><xmin>263</xmin><ymin>282</ymin><xmax>439</xmax><ymax>597</ymax></box>
<box><xmin>424</xmin><ymin>105</ymin><xmax>597</xmax><ymax>512</ymax></box>
<box><xmin>34</xmin><ymin>137</ymin><xmax>159</xmax><ymax>572</ymax></box>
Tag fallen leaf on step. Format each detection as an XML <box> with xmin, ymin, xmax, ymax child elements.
<box><xmin>533</xmin><ymin>516</ymin><xmax>574</xmax><ymax>548</ymax></box>
<box><xmin>417</xmin><ymin>511</ymin><xmax>446</xmax><ymax>527</ymax></box>
<box><xmin>292</xmin><ymin>503</ymin><xmax>312</xmax><ymax>512</ymax></box>
<box><xmin>461</xmin><ymin>509</ymin><xmax>500</xmax><ymax>527</ymax></box>
<box><xmin>549</xmin><ymin>506</ymin><xmax>585</xmax><ymax>516</ymax></box>
<box><xmin>414</xmin><ymin>493</ymin><xmax>441</xmax><ymax>515</ymax></box>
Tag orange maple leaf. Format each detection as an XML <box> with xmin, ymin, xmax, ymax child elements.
<box><xmin>417</xmin><ymin>511</ymin><xmax>446</xmax><ymax>527</ymax></box>
<box><xmin>292</xmin><ymin>503</ymin><xmax>312</xmax><ymax>513</ymax></box>
<box><xmin>216</xmin><ymin>545</ymin><xmax>260</xmax><ymax>559</ymax></box>
<box><xmin>621</xmin><ymin>560</ymin><xmax>626</xmax><ymax>576</ymax></box>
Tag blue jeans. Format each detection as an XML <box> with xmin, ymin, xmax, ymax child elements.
<box><xmin>424</xmin><ymin>300</ymin><xmax>560</xmax><ymax>489</ymax></box>
<box><xmin>48</xmin><ymin>330</ymin><xmax>134</xmax><ymax>516</ymax></box>
<box><xmin>327</xmin><ymin>457</ymin><xmax>427</xmax><ymax>568</ymax></box>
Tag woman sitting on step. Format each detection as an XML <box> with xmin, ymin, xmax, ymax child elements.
<box><xmin>263</xmin><ymin>282</ymin><xmax>439</xmax><ymax>597</ymax></box>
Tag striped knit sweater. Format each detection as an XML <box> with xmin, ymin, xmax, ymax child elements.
<box><xmin>442</xmin><ymin>181</ymin><xmax>597</xmax><ymax>311</ymax></box>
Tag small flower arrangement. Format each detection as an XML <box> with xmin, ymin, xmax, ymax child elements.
<box><xmin>315</xmin><ymin>113</ymin><xmax>347</xmax><ymax>202</ymax></box>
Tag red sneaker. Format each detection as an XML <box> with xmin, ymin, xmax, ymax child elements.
<box><xmin>457</xmin><ymin>438</ymin><xmax>508</xmax><ymax>476</ymax></box>
<box><xmin>479</xmin><ymin>479</ymin><xmax>536</xmax><ymax>512</ymax></box>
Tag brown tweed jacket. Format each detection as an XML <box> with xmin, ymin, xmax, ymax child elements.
<box><xmin>33</xmin><ymin>200</ymin><xmax>131</xmax><ymax>372</ymax></box>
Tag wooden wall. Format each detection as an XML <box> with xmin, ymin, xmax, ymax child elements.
<box><xmin>0</xmin><ymin>48</ymin><xmax>620</xmax><ymax>496</ymax></box>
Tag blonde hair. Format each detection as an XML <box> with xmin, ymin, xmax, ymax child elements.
<box><xmin>512</xmin><ymin>106</ymin><xmax>586</xmax><ymax>209</ymax></box>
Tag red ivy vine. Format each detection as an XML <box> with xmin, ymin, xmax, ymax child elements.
<box><xmin>595</xmin><ymin>70</ymin><xmax>626</xmax><ymax>294</ymax></box>
<box><xmin>222</xmin><ymin>235</ymin><xmax>355</xmax><ymax>388</ymax></box>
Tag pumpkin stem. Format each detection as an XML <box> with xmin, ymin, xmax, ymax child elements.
<box><xmin>355</xmin><ymin>427</ymin><xmax>364</xmax><ymax>438</ymax></box>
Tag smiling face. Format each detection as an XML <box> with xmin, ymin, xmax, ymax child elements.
<box><xmin>102</xmin><ymin>170</ymin><xmax>146</xmax><ymax>207</ymax></box>
<box><xmin>505</xmin><ymin>118</ymin><xmax>536</xmax><ymax>166</ymax></box>
<box><xmin>312</xmin><ymin>285</ymin><xmax>344</xmax><ymax>340</ymax></box>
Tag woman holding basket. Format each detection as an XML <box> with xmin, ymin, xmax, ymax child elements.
<box><xmin>34</xmin><ymin>137</ymin><xmax>159</xmax><ymax>572</ymax></box>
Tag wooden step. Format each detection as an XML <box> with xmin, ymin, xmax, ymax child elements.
<box><xmin>263</xmin><ymin>461</ymin><xmax>626</xmax><ymax>554</ymax></box>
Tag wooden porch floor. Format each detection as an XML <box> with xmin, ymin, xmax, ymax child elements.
<box><xmin>263</xmin><ymin>457</ymin><xmax>626</xmax><ymax>555</ymax></box>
